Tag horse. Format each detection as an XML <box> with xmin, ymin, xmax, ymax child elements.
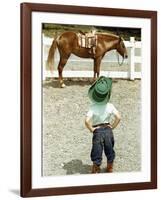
<box><xmin>47</xmin><ymin>31</ymin><xmax>128</xmax><ymax>88</ymax></box>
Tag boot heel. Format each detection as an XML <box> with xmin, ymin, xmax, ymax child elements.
<box><xmin>107</xmin><ymin>163</ymin><xmax>113</xmax><ymax>173</ymax></box>
<box><xmin>92</xmin><ymin>164</ymin><xmax>101</xmax><ymax>173</ymax></box>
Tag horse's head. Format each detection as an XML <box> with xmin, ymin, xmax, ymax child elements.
<box><xmin>116</xmin><ymin>36</ymin><xmax>128</xmax><ymax>59</ymax></box>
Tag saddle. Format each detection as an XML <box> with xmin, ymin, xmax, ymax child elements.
<box><xmin>77</xmin><ymin>31</ymin><xmax>98</xmax><ymax>49</ymax></box>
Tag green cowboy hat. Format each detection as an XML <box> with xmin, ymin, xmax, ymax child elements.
<box><xmin>88</xmin><ymin>76</ymin><xmax>112</xmax><ymax>104</ymax></box>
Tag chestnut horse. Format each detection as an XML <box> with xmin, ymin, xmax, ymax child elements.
<box><xmin>47</xmin><ymin>31</ymin><xmax>128</xmax><ymax>87</ymax></box>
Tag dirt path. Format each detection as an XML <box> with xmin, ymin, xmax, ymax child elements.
<box><xmin>43</xmin><ymin>79</ymin><xmax>141</xmax><ymax>176</ymax></box>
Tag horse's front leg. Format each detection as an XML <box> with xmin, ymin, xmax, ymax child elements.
<box><xmin>58</xmin><ymin>57</ymin><xmax>69</xmax><ymax>88</ymax></box>
<box><xmin>94</xmin><ymin>57</ymin><xmax>102</xmax><ymax>81</ymax></box>
<box><xmin>93</xmin><ymin>60</ymin><xmax>97</xmax><ymax>82</ymax></box>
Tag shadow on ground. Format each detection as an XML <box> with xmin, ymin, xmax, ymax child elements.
<box><xmin>63</xmin><ymin>159</ymin><xmax>91</xmax><ymax>175</ymax></box>
<box><xmin>43</xmin><ymin>78</ymin><xmax>119</xmax><ymax>89</ymax></box>
<box><xmin>63</xmin><ymin>159</ymin><xmax>108</xmax><ymax>175</ymax></box>
<box><xmin>43</xmin><ymin>79</ymin><xmax>93</xmax><ymax>88</ymax></box>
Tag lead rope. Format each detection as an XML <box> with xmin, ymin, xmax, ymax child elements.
<box><xmin>116</xmin><ymin>51</ymin><xmax>125</xmax><ymax>66</ymax></box>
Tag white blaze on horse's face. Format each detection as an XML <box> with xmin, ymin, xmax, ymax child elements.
<box><xmin>117</xmin><ymin>39</ymin><xmax>128</xmax><ymax>59</ymax></box>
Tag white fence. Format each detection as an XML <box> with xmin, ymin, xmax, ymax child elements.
<box><xmin>43</xmin><ymin>34</ymin><xmax>141</xmax><ymax>80</ymax></box>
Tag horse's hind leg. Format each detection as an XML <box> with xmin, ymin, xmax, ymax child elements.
<box><xmin>58</xmin><ymin>55</ymin><xmax>69</xmax><ymax>88</ymax></box>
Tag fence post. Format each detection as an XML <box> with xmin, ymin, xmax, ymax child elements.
<box><xmin>129</xmin><ymin>37</ymin><xmax>135</xmax><ymax>80</ymax></box>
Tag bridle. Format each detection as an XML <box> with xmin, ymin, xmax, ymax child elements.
<box><xmin>116</xmin><ymin>38</ymin><xmax>125</xmax><ymax>66</ymax></box>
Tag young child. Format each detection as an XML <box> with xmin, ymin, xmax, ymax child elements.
<box><xmin>85</xmin><ymin>76</ymin><xmax>121</xmax><ymax>173</ymax></box>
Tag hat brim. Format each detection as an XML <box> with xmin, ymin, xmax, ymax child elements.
<box><xmin>88</xmin><ymin>76</ymin><xmax>112</xmax><ymax>104</ymax></box>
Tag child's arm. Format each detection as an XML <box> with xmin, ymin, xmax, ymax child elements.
<box><xmin>85</xmin><ymin>116</ymin><xmax>96</xmax><ymax>133</ymax></box>
<box><xmin>110</xmin><ymin>111</ymin><xmax>121</xmax><ymax>129</ymax></box>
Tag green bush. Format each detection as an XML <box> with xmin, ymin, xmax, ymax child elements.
<box><xmin>42</xmin><ymin>23</ymin><xmax>141</xmax><ymax>41</ymax></box>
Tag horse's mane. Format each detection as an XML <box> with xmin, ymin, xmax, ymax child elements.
<box><xmin>97</xmin><ymin>32</ymin><xmax>119</xmax><ymax>40</ymax></box>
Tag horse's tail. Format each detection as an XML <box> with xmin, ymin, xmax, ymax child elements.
<box><xmin>47</xmin><ymin>35</ymin><xmax>58</xmax><ymax>73</ymax></box>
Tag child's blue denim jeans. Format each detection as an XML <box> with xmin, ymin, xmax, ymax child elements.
<box><xmin>91</xmin><ymin>126</ymin><xmax>115</xmax><ymax>166</ymax></box>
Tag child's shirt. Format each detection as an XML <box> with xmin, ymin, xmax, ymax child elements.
<box><xmin>86</xmin><ymin>102</ymin><xmax>118</xmax><ymax>126</ymax></box>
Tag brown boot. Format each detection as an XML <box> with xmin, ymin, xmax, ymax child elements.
<box><xmin>92</xmin><ymin>164</ymin><xmax>101</xmax><ymax>173</ymax></box>
<box><xmin>107</xmin><ymin>163</ymin><xmax>113</xmax><ymax>173</ymax></box>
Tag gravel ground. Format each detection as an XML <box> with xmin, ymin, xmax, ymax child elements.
<box><xmin>43</xmin><ymin>79</ymin><xmax>141</xmax><ymax>176</ymax></box>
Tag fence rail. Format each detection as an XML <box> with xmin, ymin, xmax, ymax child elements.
<box><xmin>43</xmin><ymin>34</ymin><xmax>141</xmax><ymax>80</ymax></box>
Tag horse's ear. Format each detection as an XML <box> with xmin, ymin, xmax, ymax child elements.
<box><xmin>119</xmin><ymin>36</ymin><xmax>122</xmax><ymax>42</ymax></box>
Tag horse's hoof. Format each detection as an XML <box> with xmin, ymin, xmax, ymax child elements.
<box><xmin>92</xmin><ymin>79</ymin><xmax>97</xmax><ymax>84</ymax></box>
<box><xmin>60</xmin><ymin>83</ymin><xmax>66</xmax><ymax>88</ymax></box>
